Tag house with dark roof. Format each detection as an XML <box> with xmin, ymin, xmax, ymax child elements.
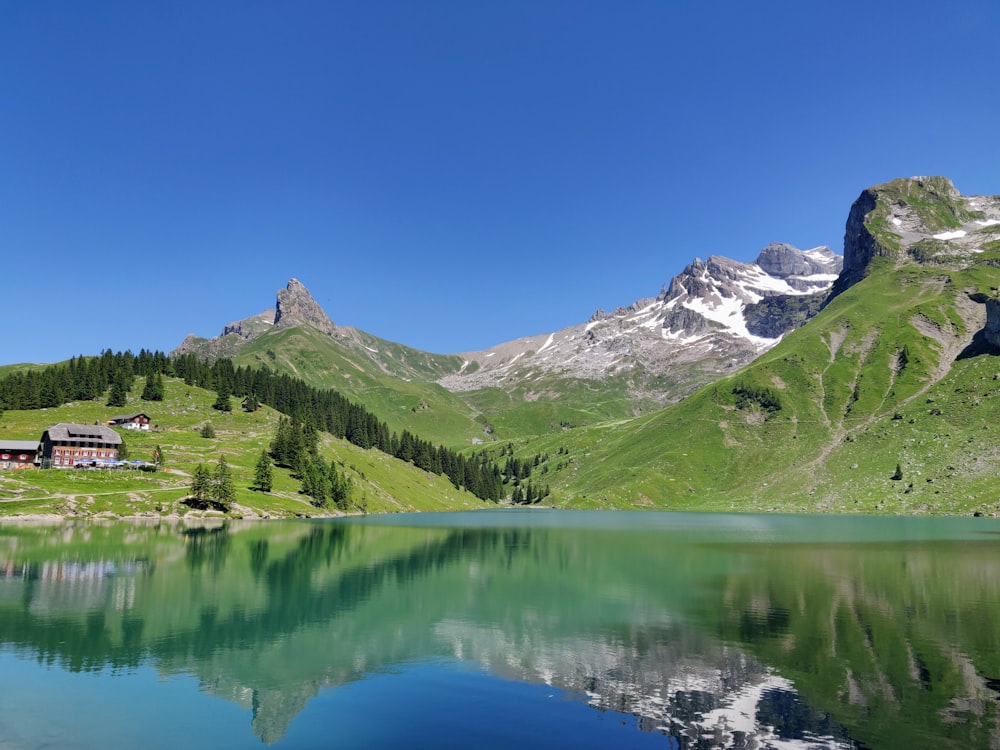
<box><xmin>0</xmin><ymin>440</ymin><xmax>39</xmax><ymax>470</ymax></box>
<box><xmin>40</xmin><ymin>423</ymin><xmax>123</xmax><ymax>468</ymax></box>
<box><xmin>108</xmin><ymin>413</ymin><xmax>151</xmax><ymax>430</ymax></box>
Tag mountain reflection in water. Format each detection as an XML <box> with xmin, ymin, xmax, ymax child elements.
<box><xmin>0</xmin><ymin>511</ymin><xmax>998</xmax><ymax>749</ymax></box>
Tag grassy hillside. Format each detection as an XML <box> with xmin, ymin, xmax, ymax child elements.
<box><xmin>0</xmin><ymin>378</ymin><xmax>490</xmax><ymax>519</ymax></box>
<box><xmin>229</xmin><ymin>325</ymin><xmax>489</xmax><ymax>447</ymax></box>
<box><xmin>230</xmin><ymin>325</ymin><xmax>659</xmax><ymax>443</ymax></box>
<box><xmin>8</xmin><ymin>178</ymin><xmax>998</xmax><ymax>517</ymax></box>
<box><xmin>505</xmin><ymin>258</ymin><xmax>1000</xmax><ymax>515</ymax></box>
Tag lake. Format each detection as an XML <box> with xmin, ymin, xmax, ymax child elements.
<box><xmin>1</xmin><ymin>509</ymin><xmax>999</xmax><ymax>749</ymax></box>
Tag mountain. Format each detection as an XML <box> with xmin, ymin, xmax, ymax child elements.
<box><xmin>832</xmin><ymin>175</ymin><xmax>1000</xmax><ymax>296</ymax></box>
<box><xmin>5</xmin><ymin>175</ymin><xmax>1000</xmax><ymax>517</ymax></box>
<box><xmin>440</xmin><ymin>243</ymin><xmax>841</xmax><ymax>404</ymax></box>
<box><xmin>174</xmin><ymin>246</ymin><xmax>843</xmax><ymax>440</ymax></box>
<box><xmin>173</xmin><ymin>280</ymin><xmax>484</xmax><ymax>447</ymax></box>
<box><xmin>176</xmin><ymin>278</ymin><xmax>464</xmax><ymax>384</ymax></box>
<box><xmin>536</xmin><ymin>177</ymin><xmax>1000</xmax><ymax>513</ymax></box>
<box><xmin>164</xmin><ymin>175</ymin><xmax>1000</xmax><ymax>513</ymax></box>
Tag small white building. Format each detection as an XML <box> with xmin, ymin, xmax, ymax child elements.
<box><xmin>108</xmin><ymin>413</ymin><xmax>152</xmax><ymax>431</ymax></box>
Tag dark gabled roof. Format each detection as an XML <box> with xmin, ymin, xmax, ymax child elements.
<box><xmin>109</xmin><ymin>413</ymin><xmax>149</xmax><ymax>422</ymax></box>
<box><xmin>44</xmin><ymin>423</ymin><xmax>122</xmax><ymax>446</ymax></box>
<box><xmin>0</xmin><ymin>440</ymin><xmax>39</xmax><ymax>452</ymax></box>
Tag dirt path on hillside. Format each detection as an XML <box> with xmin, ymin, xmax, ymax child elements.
<box><xmin>0</xmin><ymin>486</ymin><xmax>183</xmax><ymax>503</ymax></box>
<box><xmin>798</xmin><ymin>288</ymin><xmax>986</xmax><ymax>495</ymax></box>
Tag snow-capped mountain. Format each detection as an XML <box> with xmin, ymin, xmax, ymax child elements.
<box><xmin>439</xmin><ymin>244</ymin><xmax>842</xmax><ymax>404</ymax></box>
<box><xmin>432</xmin><ymin>618</ymin><xmax>854</xmax><ymax>748</ymax></box>
<box><xmin>175</xmin><ymin>245</ymin><xmax>841</xmax><ymax>412</ymax></box>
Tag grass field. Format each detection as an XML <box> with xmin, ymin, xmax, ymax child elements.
<box><xmin>0</xmin><ymin>378</ymin><xmax>490</xmax><ymax>519</ymax></box>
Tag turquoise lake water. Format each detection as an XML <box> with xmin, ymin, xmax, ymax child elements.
<box><xmin>1</xmin><ymin>509</ymin><xmax>999</xmax><ymax>748</ymax></box>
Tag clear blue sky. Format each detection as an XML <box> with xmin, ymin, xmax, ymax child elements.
<box><xmin>3</xmin><ymin>1</ymin><xmax>999</xmax><ymax>364</ymax></box>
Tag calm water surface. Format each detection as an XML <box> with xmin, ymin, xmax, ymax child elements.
<box><xmin>1</xmin><ymin>509</ymin><xmax>999</xmax><ymax>749</ymax></box>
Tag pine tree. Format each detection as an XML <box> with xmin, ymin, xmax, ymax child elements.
<box><xmin>201</xmin><ymin>422</ymin><xmax>216</xmax><ymax>439</ymax></box>
<box><xmin>300</xmin><ymin>454</ymin><xmax>328</xmax><ymax>507</ymax></box>
<box><xmin>211</xmin><ymin>456</ymin><xmax>235</xmax><ymax>509</ymax></box>
<box><xmin>38</xmin><ymin>369</ymin><xmax>65</xmax><ymax>408</ymax></box>
<box><xmin>191</xmin><ymin>464</ymin><xmax>211</xmax><ymax>502</ymax></box>
<box><xmin>107</xmin><ymin>371</ymin><xmax>130</xmax><ymax>408</ymax></box>
<box><xmin>213</xmin><ymin>385</ymin><xmax>232</xmax><ymax>412</ymax></box>
<box><xmin>141</xmin><ymin>373</ymin><xmax>164</xmax><ymax>401</ymax></box>
<box><xmin>329</xmin><ymin>460</ymin><xmax>352</xmax><ymax>511</ymax></box>
<box><xmin>253</xmin><ymin>450</ymin><xmax>273</xmax><ymax>492</ymax></box>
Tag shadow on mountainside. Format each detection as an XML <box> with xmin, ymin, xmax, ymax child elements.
<box><xmin>956</xmin><ymin>328</ymin><xmax>1000</xmax><ymax>360</ymax></box>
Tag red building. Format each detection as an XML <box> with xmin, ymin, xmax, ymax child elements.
<box><xmin>40</xmin><ymin>423</ymin><xmax>123</xmax><ymax>468</ymax></box>
<box><xmin>0</xmin><ymin>440</ymin><xmax>38</xmax><ymax>470</ymax></box>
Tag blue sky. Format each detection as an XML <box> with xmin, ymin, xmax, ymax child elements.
<box><xmin>3</xmin><ymin>1</ymin><xmax>999</xmax><ymax>364</ymax></box>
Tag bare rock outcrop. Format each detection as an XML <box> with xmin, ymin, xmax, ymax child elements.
<box><xmin>172</xmin><ymin>279</ymin><xmax>336</xmax><ymax>359</ymax></box>
<box><xmin>274</xmin><ymin>279</ymin><xmax>337</xmax><ymax>336</ymax></box>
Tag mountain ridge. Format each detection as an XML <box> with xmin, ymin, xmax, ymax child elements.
<box><xmin>438</xmin><ymin>243</ymin><xmax>841</xmax><ymax>401</ymax></box>
<box><xmin>5</xmin><ymin>175</ymin><xmax>1000</xmax><ymax>517</ymax></box>
<box><xmin>535</xmin><ymin>176</ymin><xmax>1000</xmax><ymax>512</ymax></box>
<box><xmin>174</xmin><ymin>244</ymin><xmax>844</xmax><ymax>415</ymax></box>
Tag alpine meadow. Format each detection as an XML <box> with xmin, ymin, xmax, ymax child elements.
<box><xmin>1</xmin><ymin>176</ymin><xmax>999</xmax><ymax>519</ymax></box>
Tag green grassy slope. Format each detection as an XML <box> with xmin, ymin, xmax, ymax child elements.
<box><xmin>491</xmin><ymin>179</ymin><xmax>1000</xmax><ymax>515</ymax></box>
<box><xmin>230</xmin><ymin>325</ymin><xmax>658</xmax><ymax>443</ymax></box>
<box><xmin>231</xmin><ymin>326</ymin><xmax>488</xmax><ymax>447</ymax></box>
<box><xmin>0</xmin><ymin>378</ymin><xmax>490</xmax><ymax>519</ymax></box>
<box><xmin>460</xmin><ymin>370</ymin><xmax>657</xmax><ymax>436</ymax></box>
<box><xmin>516</xmin><ymin>259</ymin><xmax>1000</xmax><ymax>514</ymax></box>
<box><xmin>9</xmin><ymin>178</ymin><xmax>998</xmax><ymax>516</ymax></box>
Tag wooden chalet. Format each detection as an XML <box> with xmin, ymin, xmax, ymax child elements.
<box><xmin>108</xmin><ymin>413</ymin><xmax>151</xmax><ymax>430</ymax></box>
<box><xmin>40</xmin><ymin>423</ymin><xmax>123</xmax><ymax>468</ymax></box>
<box><xmin>0</xmin><ymin>440</ymin><xmax>39</xmax><ymax>470</ymax></box>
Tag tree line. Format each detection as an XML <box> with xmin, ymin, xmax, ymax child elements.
<box><xmin>0</xmin><ymin>349</ymin><xmax>170</xmax><ymax>411</ymax></box>
<box><xmin>170</xmin><ymin>353</ymin><xmax>504</xmax><ymax>502</ymax></box>
<box><xmin>498</xmin><ymin>443</ymin><xmax>551</xmax><ymax>504</ymax></box>
<box><xmin>0</xmin><ymin>350</ymin><xmax>504</xmax><ymax>503</ymax></box>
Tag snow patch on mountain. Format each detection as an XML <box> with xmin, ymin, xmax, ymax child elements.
<box><xmin>439</xmin><ymin>243</ymin><xmax>842</xmax><ymax>404</ymax></box>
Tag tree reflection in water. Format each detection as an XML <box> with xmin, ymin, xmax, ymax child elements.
<box><xmin>0</xmin><ymin>513</ymin><xmax>998</xmax><ymax>748</ymax></box>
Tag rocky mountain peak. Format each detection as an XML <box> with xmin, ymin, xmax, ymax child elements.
<box><xmin>274</xmin><ymin>278</ymin><xmax>337</xmax><ymax>336</ymax></box>
<box><xmin>441</xmin><ymin>243</ymin><xmax>842</xmax><ymax>404</ymax></box>
<box><xmin>831</xmin><ymin>176</ymin><xmax>1000</xmax><ymax>300</ymax></box>
<box><xmin>756</xmin><ymin>243</ymin><xmax>840</xmax><ymax>279</ymax></box>
<box><xmin>170</xmin><ymin>278</ymin><xmax>337</xmax><ymax>360</ymax></box>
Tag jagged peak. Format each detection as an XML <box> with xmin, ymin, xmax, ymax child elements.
<box><xmin>755</xmin><ymin>243</ymin><xmax>840</xmax><ymax>278</ymax></box>
<box><xmin>274</xmin><ymin>278</ymin><xmax>337</xmax><ymax>336</ymax></box>
<box><xmin>830</xmin><ymin>175</ymin><xmax>1000</xmax><ymax>301</ymax></box>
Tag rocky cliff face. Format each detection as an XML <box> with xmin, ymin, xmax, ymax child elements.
<box><xmin>830</xmin><ymin>176</ymin><xmax>1000</xmax><ymax>299</ymax></box>
<box><xmin>172</xmin><ymin>279</ymin><xmax>336</xmax><ymax>358</ymax></box>
<box><xmin>222</xmin><ymin>310</ymin><xmax>275</xmax><ymax>339</ymax></box>
<box><xmin>756</xmin><ymin>242</ymin><xmax>839</xmax><ymax>281</ymax></box>
<box><xmin>832</xmin><ymin>186</ymin><xmax>885</xmax><ymax>297</ymax></box>
<box><xmin>438</xmin><ymin>244</ymin><xmax>842</xmax><ymax>404</ymax></box>
<box><xmin>274</xmin><ymin>278</ymin><xmax>337</xmax><ymax>336</ymax></box>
